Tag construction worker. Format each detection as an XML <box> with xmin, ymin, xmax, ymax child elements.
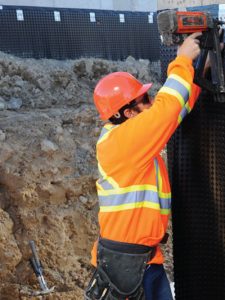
<box><xmin>85</xmin><ymin>32</ymin><xmax>202</xmax><ymax>300</ymax></box>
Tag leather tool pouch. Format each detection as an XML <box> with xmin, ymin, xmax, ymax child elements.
<box><xmin>84</xmin><ymin>238</ymin><xmax>156</xmax><ymax>300</ymax></box>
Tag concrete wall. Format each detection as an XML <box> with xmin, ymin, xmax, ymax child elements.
<box><xmin>0</xmin><ymin>0</ymin><xmax>157</xmax><ymax>11</ymax></box>
<box><xmin>1</xmin><ymin>0</ymin><xmax>224</xmax><ymax>11</ymax></box>
<box><xmin>158</xmin><ymin>0</ymin><xmax>225</xmax><ymax>10</ymax></box>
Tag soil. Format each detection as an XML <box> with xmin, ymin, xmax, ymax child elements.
<box><xmin>0</xmin><ymin>52</ymin><xmax>173</xmax><ymax>300</ymax></box>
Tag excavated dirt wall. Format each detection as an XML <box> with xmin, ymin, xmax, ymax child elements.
<box><xmin>0</xmin><ymin>52</ymin><xmax>172</xmax><ymax>300</ymax></box>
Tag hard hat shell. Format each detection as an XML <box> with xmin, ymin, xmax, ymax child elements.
<box><xmin>93</xmin><ymin>72</ymin><xmax>153</xmax><ymax>120</ymax></box>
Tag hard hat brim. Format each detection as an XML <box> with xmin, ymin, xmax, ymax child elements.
<box><xmin>134</xmin><ymin>83</ymin><xmax>153</xmax><ymax>99</ymax></box>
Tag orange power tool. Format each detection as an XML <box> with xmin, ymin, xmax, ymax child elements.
<box><xmin>157</xmin><ymin>10</ymin><xmax>225</xmax><ymax>101</ymax></box>
<box><xmin>157</xmin><ymin>10</ymin><xmax>214</xmax><ymax>46</ymax></box>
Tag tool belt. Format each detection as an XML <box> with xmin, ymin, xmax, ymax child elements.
<box><xmin>84</xmin><ymin>238</ymin><xmax>156</xmax><ymax>300</ymax></box>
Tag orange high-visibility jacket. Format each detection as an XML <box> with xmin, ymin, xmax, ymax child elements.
<box><xmin>91</xmin><ymin>55</ymin><xmax>201</xmax><ymax>266</ymax></box>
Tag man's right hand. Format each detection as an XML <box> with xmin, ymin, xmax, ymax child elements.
<box><xmin>177</xmin><ymin>32</ymin><xmax>202</xmax><ymax>61</ymax></box>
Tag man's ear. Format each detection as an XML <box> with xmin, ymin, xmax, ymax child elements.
<box><xmin>124</xmin><ymin>108</ymin><xmax>136</xmax><ymax>119</ymax></box>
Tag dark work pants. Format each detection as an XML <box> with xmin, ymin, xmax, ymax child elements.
<box><xmin>143</xmin><ymin>264</ymin><xmax>173</xmax><ymax>300</ymax></box>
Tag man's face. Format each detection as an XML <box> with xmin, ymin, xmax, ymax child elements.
<box><xmin>128</xmin><ymin>93</ymin><xmax>154</xmax><ymax>117</ymax></box>
<box><xmin>123</xmin><ymin>93</ymin><xmax>154</xmax><ymax>119</ymax></box>
<box><xmin>133</xmin><ymin>93</ymin><xmax>154</xmax><ymax>111</ymax></box>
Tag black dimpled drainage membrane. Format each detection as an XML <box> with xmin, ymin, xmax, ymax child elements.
<box><xmin>167</xmin><ymin>92</ymin><xmax>225</xmax><ymax>299</ymax></box>
<box><xmin>162</xmin><ymin>4</ymin><xmax>225</xmax><ymax>297</ymax></box>
<box><xmin>0</xmin><ymin>6</ymin><xmax>160</xmax><ymax>60</ymax></box>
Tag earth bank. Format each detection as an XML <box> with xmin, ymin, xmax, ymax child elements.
<box><xmin>0</xmin><ymin>52</ymin><xmax>173</xmax><ymax>300</ymax></box>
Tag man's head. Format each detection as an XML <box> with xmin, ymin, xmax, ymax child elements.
<box><xmin>94</xmin><ymin>72</ymin><xmax>153</xmax><ymax>124</ymax></box>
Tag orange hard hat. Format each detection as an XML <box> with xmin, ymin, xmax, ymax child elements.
<box><xmin>93</xmin><ymin>72</ymin><xmax>153</xmax><ymax>120</ymax></box>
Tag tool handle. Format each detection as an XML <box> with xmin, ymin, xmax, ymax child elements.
<box><xmin>29</xmin><ymin>240</ymin><xmax>42</xmax><ymax>271</ymax></box>
<box><xmin>219</xmin><ymin>28</ymin><xmax>225</xmax><ymax>44</ymax></box>
<box><xmin>30</xmin><ymin>257</ymin><xmax>41</xmax><ymax>276</ymax></box>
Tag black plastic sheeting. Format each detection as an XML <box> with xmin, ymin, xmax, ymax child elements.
<box><xmin>0</xmin><ymin>6</ymin><xmax>160</xmax><ymax>61</ymax></box>
<box><xmin>168</xmin><ymin>92</ymin><xmax>225</xmax><ymax>300</ymax></box>
<box><xmin>163</xmin><ymin>4</ymin><xmax>225</xmax><ymax>300</ymax></box>
<box><xmin>160</xmin><ymin>45</ymin><xmax>177</xmax><ymax>84</ymax></box>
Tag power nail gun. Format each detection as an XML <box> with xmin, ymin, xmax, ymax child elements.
<box><xmin>157</xmin><ymin>10</ymin><xmax>225</xmax><ymax>102</ymax></box>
